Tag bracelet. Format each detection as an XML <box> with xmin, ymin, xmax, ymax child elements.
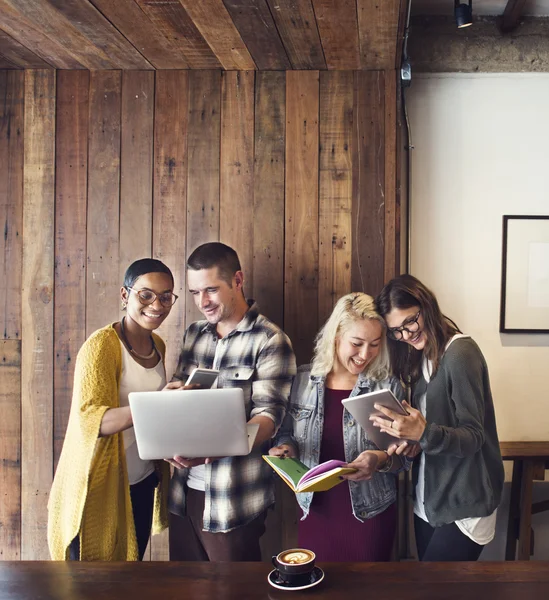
<box><xmin>376</xmin><ymin>451</ymin><xmax>393</xmax><ymax>473</ymax></box>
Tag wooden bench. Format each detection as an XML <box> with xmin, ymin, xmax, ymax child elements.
<box><xmin>501</xmin><ymin>442</ymin><xmax>549</xmax><ymax>560</ymax></box>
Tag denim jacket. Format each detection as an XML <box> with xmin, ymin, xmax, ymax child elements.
<box><xmin>275</xmin><ymin>365</ymin><xmax>407</xmax><ymax>522</ymax></box>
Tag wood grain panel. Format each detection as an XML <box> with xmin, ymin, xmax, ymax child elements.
<box><xmin>186</xmin><ymin>70</ymin><xmax>221</xmax><ymax>324</ymax></box>
<box><xmin>318</xmin><ymin>70</ymin><xmax>353</xmax><ymax>326</ymax></box>
<box><xmin>136</xmin><ymin>0</ymin><xmax>221</xmax><ymax>69</ymax></box>
<box><xmin>0</xmin><ymin>70</ymin><xmax>24</xmax><ymax>340</ymax></box>
<box><xmin>222</xmin><ymin>0</ymin><xmax>291</xmax><ymax>70</ymax></box>
<box><xmin>152</xmin><ymin>70</ymin><xmax>188</xmax><ymax>383</ymax></box>
<box><xmin>266</xmin><ymin>0</ymin><xmax>326</xmax><ymax>70</ymax></box>
<box><xmin>0</xmin><ymin>29</ymin><xmax>53</xmax><ymax>69</ymax></box>
<box><xmin>384</xmin><ymin>70</ymin><xmax>398</xmax><ymax>283</ymax></box>
<box><xmin>89</xmin><ymin>0</ymin><xmax>189</xmax><ymax>69</ymax></box>
<box><xmin>21</xmin><ymin>69</ymin><xmax>55</xmax><ymax>560</ymax></box>
<box><xmin>0</xmin><ymin>1</ymin><xmax>83</xmax><ymax>69</ymax></box>
<box><xmin>0</xmin><ymin>340</ymin><xmax>21</xmax><ymax>559</ymax></box>
<box><xmin>0</xmin><ymin>57</ymin><xmax>17</xmax><ymax>69</ymax></box>
<box><xmin>253</xmin><ymin>79</ymin><xmax>295</xmax><ymax>559</ymax></box>
<box><xmin>357</xmin><ymin>0</ymin><xmax>401</xmax><ymax>70</ymax></box>
<box><xmin>312</xmin><ymin>0</ymin><xmax>360</xmax><ymax>70</ymax></box>
<box><xmin>179</xmin><ymin>0</ymin><xmax>255</xmax><ymax>70</ymax></box>
<box><xmin>352</xmin><ymin>70</ymin><xmax>385</xmax><ymax>297</ymax></box>
<box><xmin>86</xmin><ymin>71</ymin><xmax>121</xmax><ymax>336</ymax></box>
<box><xmin>252</xmin><ymin>71</ymin><xmax>285</xmax><ymax>328</ymax></box>
<box><xmin>396</xmin><ymin>0</ymin><xmax>408</xmax><ymax>70</ymax></box>
<box><xmin>120</xmin><ymin>70</ymin><xmax>154</xmax><ymax>282</ymax></box>
<box><xmin>220</xmin><ymin>71</ymin><xmax>255</xmax><ymax>294</ymax></box>
<box><xmin>54</xmin><ymin>70</ymin><xmax>88</xmax><ymax>470</ymax></box>
<box><xmin>0</xmin><ymin>0</ymin><xmax>133</xmax><ymax>70</ymax></box>
<box><xmin>284</xmin><ymin>70</ymin><xmax>319</xmax><ymax>365</ymax></box>
<box><xmin>45</xmin><ymin>0</ymin><xmax>153</xmax><ymax>69</ymax></box>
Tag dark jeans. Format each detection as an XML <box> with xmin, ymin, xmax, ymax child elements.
<box><xmin>69</xmin><ymin>470</ymin><xmax>158</xmax><ymax>561</ymax></box>
<box><xmin>169</xmin><ymin>487</ymin><xmax>267</xmax><ymax>561</ymax></box>
<box><xmin>414</xmin><ymin>514</ymin><xmax>484</xmax><ymax>561</ymax></box>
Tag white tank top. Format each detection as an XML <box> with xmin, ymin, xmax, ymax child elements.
<box><xmin>119</xmin><ymin>341</ymin><xmax>166</xmax><ymax>485</ymax></box>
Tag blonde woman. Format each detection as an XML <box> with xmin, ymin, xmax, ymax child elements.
<box><xmin>270</xmin><ymin>293</ymin><xmax>409</xmax><ymax>561</ymax></box>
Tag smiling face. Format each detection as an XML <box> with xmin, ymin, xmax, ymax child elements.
<box><xmin>121</xmin><ymin>272</ymin><xmax>174</xmax><ymax>332</ymax></box>
<box><xmin>385</xmin><ymin>306</ymin><xmax>426</xmax><ymax>351</ymax></box>
<box><xmin>334</xmin><ymin>318</ymin><xmax>383</xmax><ymax>376</ymax></box>
<box><xmin>187</xmin><ymin>266</ymin><xmax>243</xmax><ymax>326</ymax></box>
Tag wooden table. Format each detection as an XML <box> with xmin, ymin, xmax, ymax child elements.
<box><xmin>501</xmin><ymin>442</ymin><xmax>549</xmax><ymax>561</ymax></box>
<box><xmin>1</xmin><ymin>562</ymin><xmax>549</xmax><ymax>599</ymax></box>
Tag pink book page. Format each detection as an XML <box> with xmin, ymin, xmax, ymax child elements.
<box><xmin>299</xmin><ymin>460</ymin><xmax>348</xmax><ymax>485</ymax></box>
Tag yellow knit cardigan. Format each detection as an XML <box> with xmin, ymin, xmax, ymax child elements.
<box><xmin>47</xmin><ymin>324</ymin><xmax>170</xmax><ymax>561</ymax></box>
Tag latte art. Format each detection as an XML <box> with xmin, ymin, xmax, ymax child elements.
<box><xmin>279</xmin><ymin>550</ymin><xmax>314</xmax><ymax>565</ymax></box>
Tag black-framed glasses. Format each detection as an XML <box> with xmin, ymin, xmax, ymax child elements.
<box><xmin>387</xmin><ymin>310</ymin><xmax>421</xmax><ymax>341</ymax></box>
<box><xmin>127</xmin><ymin>287</ymin><xmax>178</xmax><ymax>307</ymax></box>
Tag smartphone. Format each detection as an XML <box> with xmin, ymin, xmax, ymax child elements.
<box><xmin>185</xmin><ymin>367</ymin><xmax>220</xmax><ymax>389</ymax></box>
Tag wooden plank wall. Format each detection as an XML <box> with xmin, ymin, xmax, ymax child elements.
<box><xmin>0</xmin><ymin>68</ymin><xmax>401</xmax><ymax>561</ymax></box>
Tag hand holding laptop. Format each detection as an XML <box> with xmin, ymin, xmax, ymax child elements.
<box><xmin>163</xmin><ymin>380</ymin><xmax>200</xmax><ymax>391</ymax></box>
<box><xmin>166</xmin><ymin>455</ymin><xmax>223</xmax><ymax>469</ymax></box>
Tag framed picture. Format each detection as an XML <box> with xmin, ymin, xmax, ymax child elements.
<box><xmin>500</xmin><ymin>215</ymin><xmax>549</xmax><ymax>333</ymax></box>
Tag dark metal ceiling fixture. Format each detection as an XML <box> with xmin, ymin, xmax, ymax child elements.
<box><xmin>454</xmin><ymin>0</ymin><xmax>473</xmax><ymax>28</ymax></box>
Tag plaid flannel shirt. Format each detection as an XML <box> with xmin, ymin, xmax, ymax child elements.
<box><xmin>168</xmin><ymin>301</ymin><xmax>296</xmax><ymax>532</ymax></box>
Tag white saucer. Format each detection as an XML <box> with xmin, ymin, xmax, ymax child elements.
<box><xmin>267</xmin><ymin>566</ymin><xmax>324</xmax><ymax>591</ymax></box>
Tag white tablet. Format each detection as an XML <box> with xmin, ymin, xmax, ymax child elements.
<box><xmin>341</xmin><ymin>388</ymin><xmax>412</xmax><ymax>451</ymax></box>
<box><xmin>129</xmin><ymin>388</ymin><xmax>258</xmax><ymax>460</ymax></box>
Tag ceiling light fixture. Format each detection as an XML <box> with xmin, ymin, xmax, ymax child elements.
<box><xmin>454</xmin><ymin>0</ymin><xmax>473</xmax><ymax>28</ymax></box>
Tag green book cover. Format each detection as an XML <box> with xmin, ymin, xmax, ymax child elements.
<box><xmin>264</xmin><ymin>456</ymin><xmax>310</xmax><ymax>488</ymax></box>
<box><xmin>262</xmin><ymin>455</ymin><xmax>357</xmax><ymax>493</ymax></box>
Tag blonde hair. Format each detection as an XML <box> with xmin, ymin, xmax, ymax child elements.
<box><xmin>310</xmin><ymin>292</ymin><xmax>391</xmax><ymax>381</ymax></box>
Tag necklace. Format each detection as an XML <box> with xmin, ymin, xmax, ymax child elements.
<box><xmin>119</xmin><ymin>317</ymin><xmax>157</xmax><ymax>360</ymax></box>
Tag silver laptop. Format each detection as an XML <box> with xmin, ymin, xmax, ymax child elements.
<box><xmin>129</xmin><ymin>388</ymin><xmax>259</xmax><ymax>460</ymax></box>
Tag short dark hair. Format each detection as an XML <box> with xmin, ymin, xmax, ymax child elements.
<box><xmin>186</xmin><ymin>242</ymin><xmax>241</xmax><ymax>285</ymax></box>
<box><xmin>376</xmin><ymin>274</ymin><xmax>460</xmax><ymax>384</ymax></box>
<box><xmin>123</xmin><ymin>258</ymin><xmax>174</xmax><ymax>289</ymax></box>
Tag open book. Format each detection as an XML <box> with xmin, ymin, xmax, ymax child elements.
<box><xmin>263</xmin><ymin>456</ymin><xmax>357</xmax><ymax>493</ymax></box>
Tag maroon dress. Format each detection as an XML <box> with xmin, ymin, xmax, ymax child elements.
<box><xmin>297</xmin><ymin>388</ymin><xmax>396</xmax><ymax>562</ymax></box>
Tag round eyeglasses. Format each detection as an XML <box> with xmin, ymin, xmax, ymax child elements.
<box><xmin>387</xmin><ymin>310</ymin><xmax>421</xmax><ymax>341</ymax></box>
<box><xmin>127</xmin><ymin>287</ymin><xmax>178</xmax><ymax>307</ymax></box>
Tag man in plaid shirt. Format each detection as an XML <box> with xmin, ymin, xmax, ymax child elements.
<box><xmin>165</xmin><ymin>242</ymin><xmax>296</xmax><ymax>561</ymax></box>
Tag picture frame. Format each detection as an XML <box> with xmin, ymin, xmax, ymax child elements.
<box><xmin>500</xmin><ymin>215</ymin><xmax>549</xmax><ymax>333</ymax></box>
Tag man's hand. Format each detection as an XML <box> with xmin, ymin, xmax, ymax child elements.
<box><xmin>163</xmin><ymin>381</ymin><xmax>200</xmax><ymax>391</ymax></box>
<box><xmin>268</xmin><ymin>444</ymin><xmax>297</xmax><ymax>458</ymax></box>
<box><xmin>165</xmin><ymin>456</ymin><xmax>222</xmax><ymax>469</ymax></box>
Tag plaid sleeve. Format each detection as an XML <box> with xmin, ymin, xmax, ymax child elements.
<box><xmin>249</xmin><ymin>331</ymin><xmax>297</xmax><ymax>431</ymax></box>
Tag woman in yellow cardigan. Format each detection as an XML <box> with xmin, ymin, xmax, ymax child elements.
<box><xmin>48</xmin><ymin>258</ymin><xmax>177</xmax><ymax>561</ymax></box>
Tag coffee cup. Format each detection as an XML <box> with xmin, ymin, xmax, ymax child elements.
<box><xmin>272</xmin><ymin>548</ymin><xmax>316</xmax><ymax>586</ymax></box>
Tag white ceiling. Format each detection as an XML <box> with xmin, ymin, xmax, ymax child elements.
<box><xmin>412</xmin><ymin>0</ymin><xmax>549</xmax><ymax>16</ymax></box>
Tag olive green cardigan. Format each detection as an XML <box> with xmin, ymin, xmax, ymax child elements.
<box><xmin>47</xmin><ymin>324</ymin><xmax>170</xmax><ymax>560</ymax></box>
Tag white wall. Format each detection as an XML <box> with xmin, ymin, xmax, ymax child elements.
<box><xmin>407</xmin><ymin>73</ymin><xmax>549</xmax><ymax>559</ymax></box>
<box><xmin>407</xmin><ymin>73</ymin><xmax>549</xmax><ymax>442</ymax></box>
